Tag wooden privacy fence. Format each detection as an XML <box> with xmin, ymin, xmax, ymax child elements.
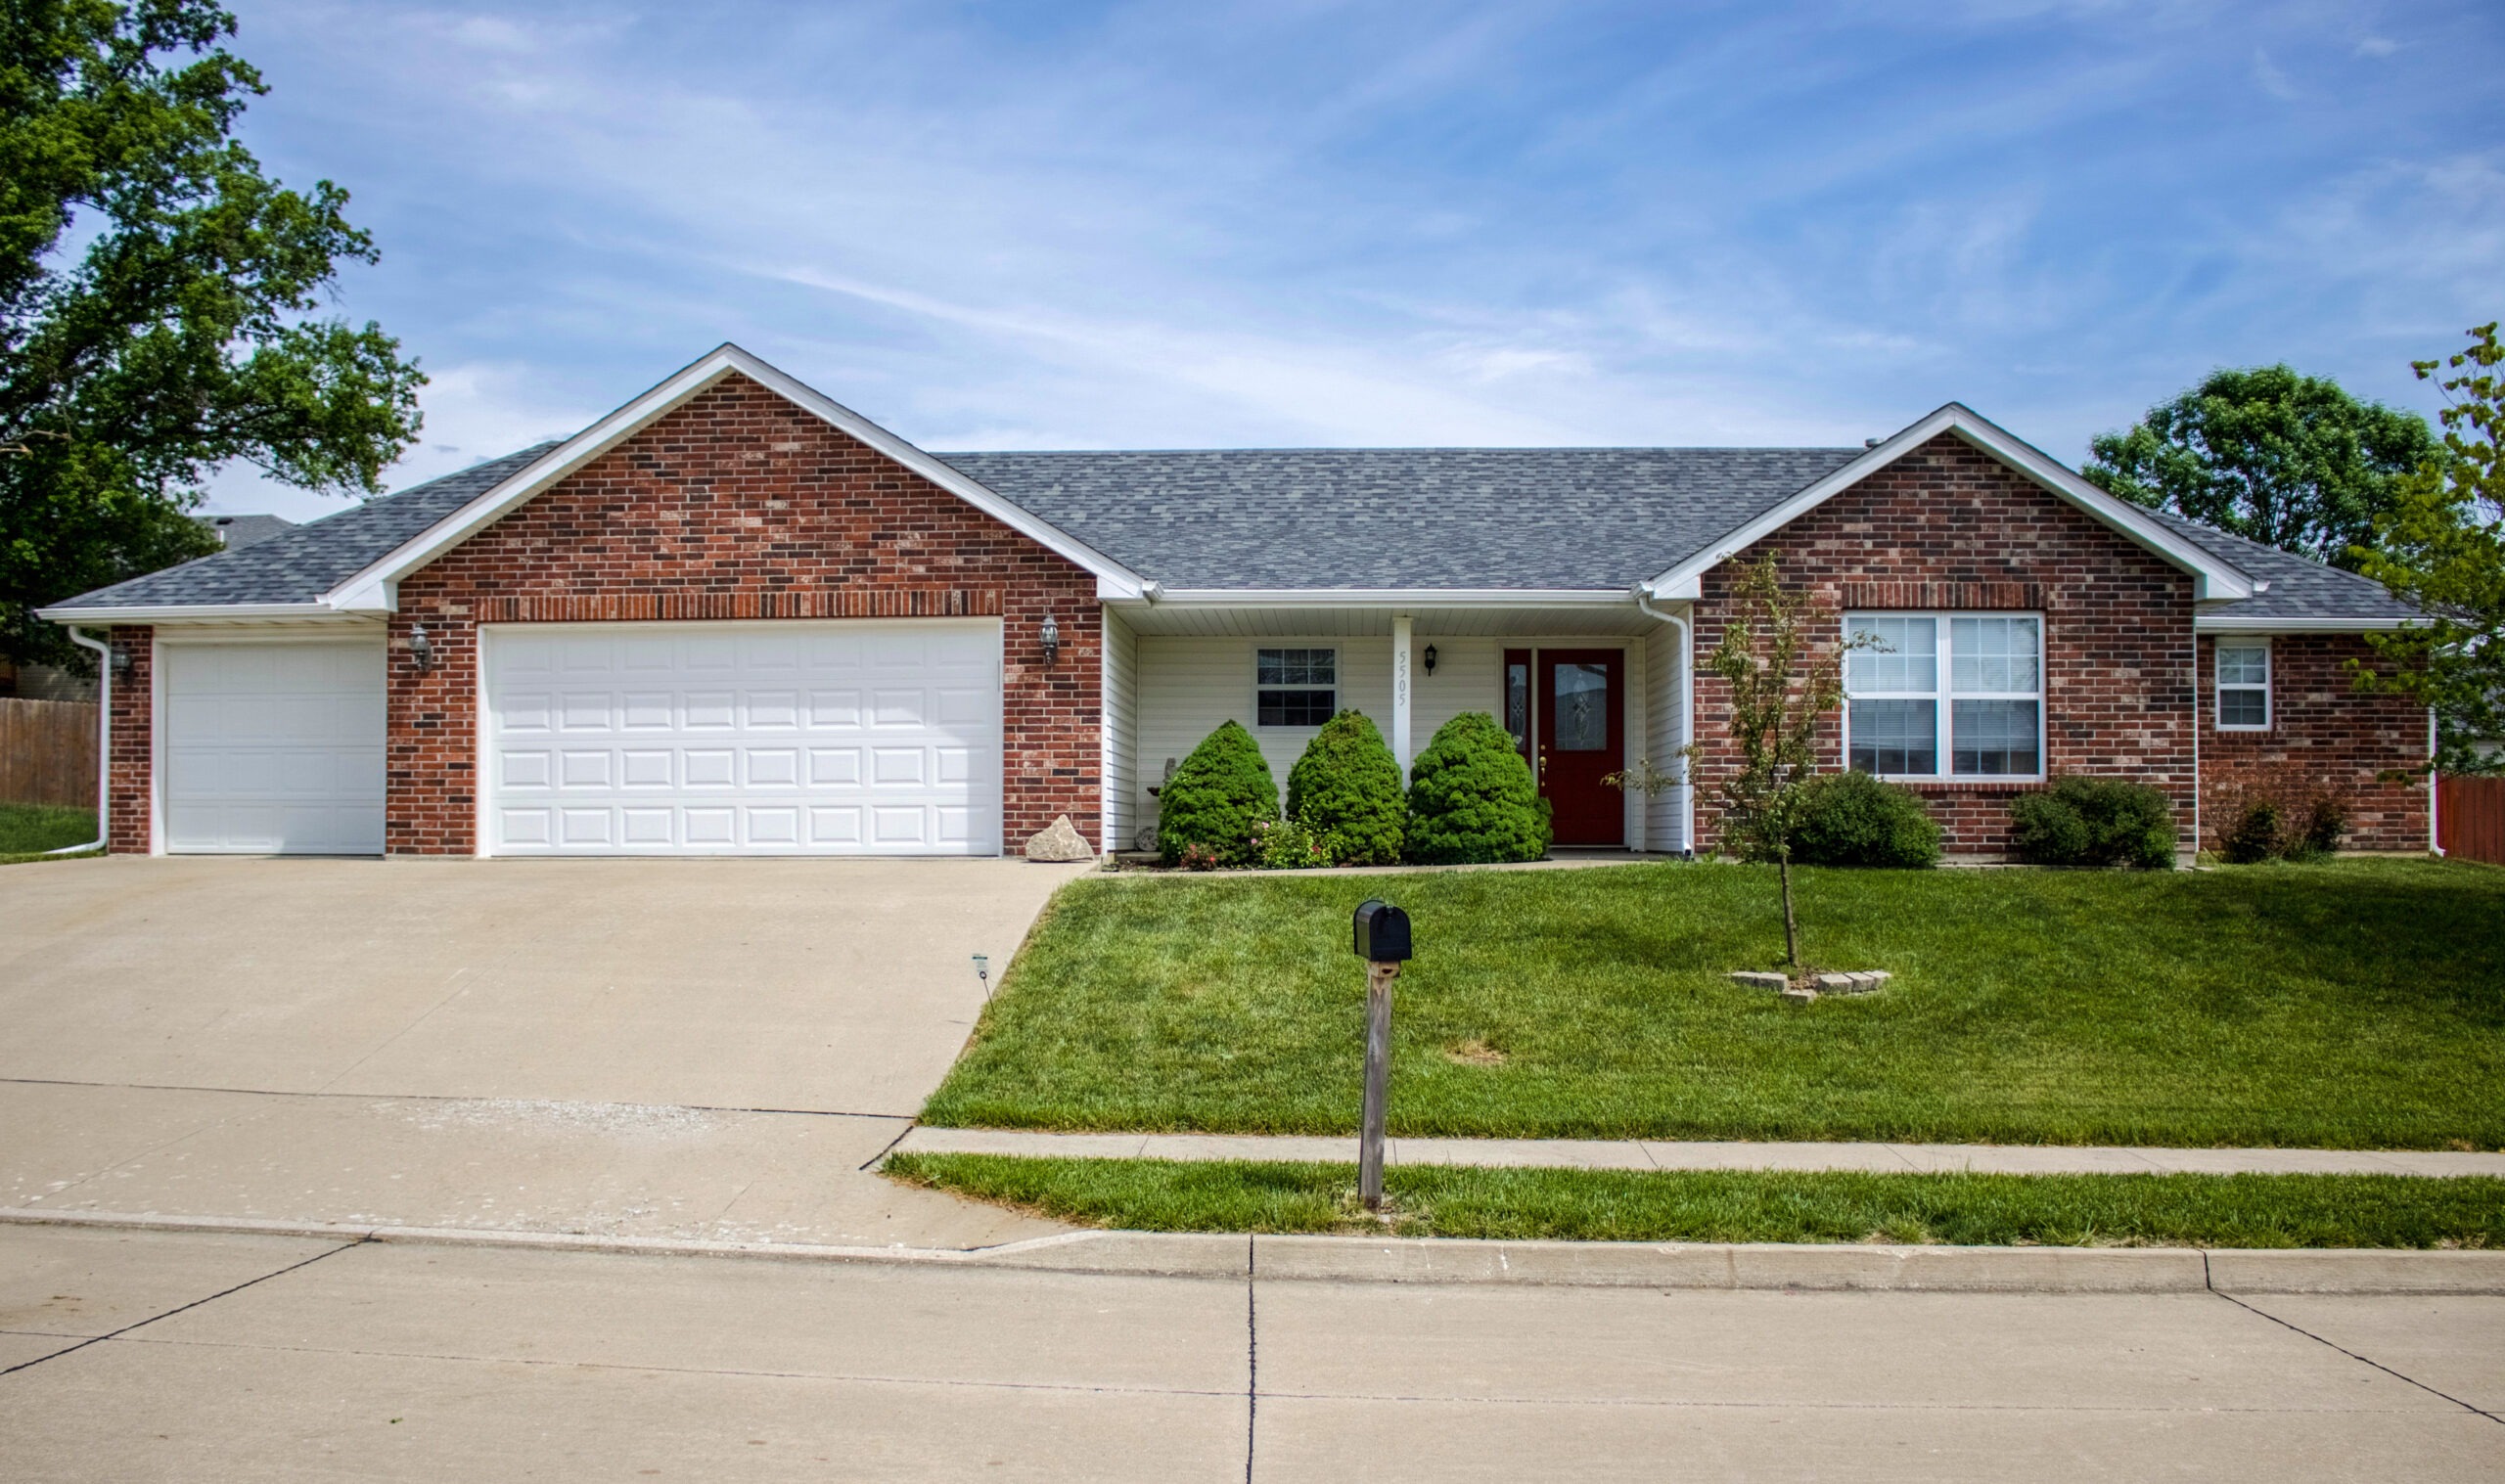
<box><xmin>2438</xmin><ymin>775</ymin><xmax>2505</xmax><ymax>867</ymax></box>
<box><xmin>0</xmin><ymin>697</ymin><xmax>98</xmax><ymax>808</ymax></box>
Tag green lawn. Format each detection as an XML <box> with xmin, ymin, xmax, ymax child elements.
<box><xmin>921</xmin><ymin>858</ymin><xmax>2505</xmax><ymax>1149</ymax></box>
<box><xmin>0</xmin><ymin>803</ymin><xmax>97</xmax><ymax>864</ymax></box>
<box><xmin>887</xmin><ymin>1153</ymin><xmax>2505</xmax><ymax>1248</ymax></box>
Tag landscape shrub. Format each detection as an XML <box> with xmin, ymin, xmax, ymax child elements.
<box><xmin>1157</xmin><ymin>720</ymin><xmax>1279</xmax><ymax>868</ymax></box>
<box><xmin>1781</xmin><ymin>770</ymin><xmax>1942</xmax><ymax>868</ymax></box>
<box><xmin>2218</xmin><ymin>797</ymin><xmax>2286</xmax><ymax>865</ymax></box>
<box><xmin>1285</xmin><ymin>710</ymin><xmax>1406</xmax><ymax>865</ymax></box>
<box><xmin>1249</xmin><ymin>817</ymin><xmax>1336</xmax><ymax>870</ymax></box>
<box><xmin>1403</xmin><ymin>712</ymin><xmax>1550</xmax><ymax>865</ymax></box>
<box><xmin>2008</xmin><ymin>776</ymin><xmax>2177</xmax><ymax>869</ymax></box>
<box><xmin>2217</xmin><ymin>792</ymin><xmax>2348</xmax><ymax>864</ymax></box>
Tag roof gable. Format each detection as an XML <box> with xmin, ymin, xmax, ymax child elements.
<box><xmin>1642</xmin><ymin>403</ymin><xmax>2254</xmax><ymax>603</ymax></box>
<box><xmin>323</xmin><ymin>344</ymin><xmax>1147</xmax><ymax>611</ymax></box>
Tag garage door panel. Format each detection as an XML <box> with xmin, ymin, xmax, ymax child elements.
<box><xmin>485</xmin><ymin>621</ymin><xmax>1000</xmax><ymax>856</ymax></box>
<box><xmin>161</xmin><ymin>641</ymin><xmax>386</xmax><ymax>855</ymax></box>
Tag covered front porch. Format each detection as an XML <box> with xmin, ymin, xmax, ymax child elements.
<box><xmin>1101</xmin><ymin>595</ymin><xmax>1692</xmax><ymax>857</ymax></box>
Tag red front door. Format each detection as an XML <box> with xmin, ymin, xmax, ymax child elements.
<box><xmin>1534</xmin><ymin>649</ymin><xmax>1624</xmax><ymax>847</ymax></box>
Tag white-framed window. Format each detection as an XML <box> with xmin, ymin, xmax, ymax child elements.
<box><xmin>2215</xmin><ymin>639</ymin><xmax>2270</xmax><ymax>730</ymax></box>
<box><xmin>1843</xmin><ymin>613</ymin><xmax>2043</xmax><ymax>780</ymax></box>
<box><xmin>1256</xmin><ymin>647</ymin><xmax>1337</xmax><ymax>727</ymax></box>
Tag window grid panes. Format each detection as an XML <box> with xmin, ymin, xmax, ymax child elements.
<box><xmin>2216</xmin><ymin>641</ymin><xmax>2269</xmax><ymax>729</ymax></box>
<box><xmin>1844</xmin><ymin>613</ymin><xmax>2043</xmax><ymax>779</ymax></box>
<box><xmin>1256</xmin><ymin>648</ymin><xmax>1337</xmax><ymax>728</ymax></box>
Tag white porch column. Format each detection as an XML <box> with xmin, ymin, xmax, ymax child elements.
<box><xmin>1391</xmin><ymin>614</ymin><xmax>1414</xmax><ymax>777</ymax></box>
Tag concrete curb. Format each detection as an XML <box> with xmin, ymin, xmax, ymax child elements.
<box><xmin>5</xmin><ymin>1207</ymin><xmax>2497</xmax><ymax>1293</ymax></box>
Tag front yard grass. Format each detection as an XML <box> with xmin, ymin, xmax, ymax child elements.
<box><xmin>0</xmin><ymin>803</ymin><xmax>97</xmax><ymax>864</ymax></box>
<box><xmin>922</xmin><ymin>858</ymin><xmax>2504</xmax><ymax>1149</ymax></box>
<box><xmin>887</xmin><ymin>1153</ymin><xmax>2505</xmax><ymax>1248</ymax></box>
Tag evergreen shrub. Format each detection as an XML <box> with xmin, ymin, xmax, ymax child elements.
<box><xmin>1783</xmin><ymin>770</ymin><xmax>1942</xmax><ymax>868</ymax></box>
<box><xmin>1157</xmin><ymin>720</ymin><xmax>1279</xmax><ymax>868</ymax></box>
<box><xmin>1403</xmin><ymin>712</ymin><xmax>1549</xmax><ymax>865</ymax></box>
<box><xmin>2009</xmin><ymin>776</ymin><xmax>2176</xmax><ymax>869</ymax></box>
<box><xmin>1285</xmin><ymin>710</ymin><xmax>1406</xmax><ymax>866</ymax></box>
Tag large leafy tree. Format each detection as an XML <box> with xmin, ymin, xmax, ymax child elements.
<box><xmin>2353</xmin><ymin>324</ymin><xmax>2505</xmax><ymax>776</ymax></box>
<box><xmin>2083</xmin><ymin>365</ymin><xmax>2438</xmax><ymax>570</ymax></box>
<box><xmin>2</xmin><ymin>0</ymin><xmax>423</xmax><ymax>667</ymax></box>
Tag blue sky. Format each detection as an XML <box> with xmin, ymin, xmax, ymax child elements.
<box><xmin>206</xmin><ymin>0</ymin><xmax>2504</xmax><ymax>518</ymax></box>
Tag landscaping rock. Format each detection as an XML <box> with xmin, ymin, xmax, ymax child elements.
<box><xmin>1810</xmin><ymin>970</ymin><xmax>1893</xmax><ymax>995</ymax></box>
<box><xmin>1728</xmin><ymin>971</ymin><xmax>1789</xmax><ymax>992</ymax></box>
<box><xmin>1024</xmin><ymin>815</ymin><xmax>1095</xmax><ymax>863</ymax></box>
<box><xmin>1779</xmin><ymin>986</ymin><xmax>1819</xmax><ymax>1006</ymax></box>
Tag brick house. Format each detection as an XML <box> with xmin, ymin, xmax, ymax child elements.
<box><xmin>42</xmin><ymin>343</ymin><xmax>2434</xmax><ymax>861</ymax></box>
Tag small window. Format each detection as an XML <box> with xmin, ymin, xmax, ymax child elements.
<box><xmin>2216</xmin><ymin>640</ymin><xmax>2269</xmax><ymax>730</ymax></box>
<box><xmin>1256</xmin><ymin>648</ymin><xmax>1337</xmax><ymax>727</ymax></box>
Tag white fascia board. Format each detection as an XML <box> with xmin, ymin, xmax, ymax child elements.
<box><xmin>2195</xmin><ymin>613</ymin><xmax>2413</xmax><ymax>633</ymax></box>
<box><xmin>35</xmin><ymin>602</ymin><xmax>348</xmax><ymax>625</ymax></box>
<box><xmin>1642</xmin><ymin>404</ymin><xmax>2255</xmax><ymax>603</ymax></box>
<box><xmin>323</xmin><ymin>343</ymin><xmax>1147</xmax><ymax>613</ymax></box>
<box><xmin>1144</xmin><ymin>588</ymin><xmax>1637</xmax><ymax>607</ymax></box>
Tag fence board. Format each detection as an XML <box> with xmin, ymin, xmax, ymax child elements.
<box><xmin>0</xmin><ymin>697</ymin><xmax>98</xmax><ymax>808</ymax></box>
<box><xmin>2438</xmin><ymin>776</ymin><xmax>2505</xmax><ymax>867</ymax></box>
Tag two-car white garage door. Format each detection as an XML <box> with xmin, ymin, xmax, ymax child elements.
<box><xmin>483</xmin><ymin>621</ymin><xmax>1002</xmax><ymax>856</ymax></box>
<box><xmin>156</xmin><ymin>620</ymin><xmax>1003</xmax><ymax>856</ymax></box>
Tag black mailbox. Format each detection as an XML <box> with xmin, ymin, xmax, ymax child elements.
<box><xmin>1352</xmin><ymin>899</ymin><xmax>1413</xmax><ymax>963</ymax></box>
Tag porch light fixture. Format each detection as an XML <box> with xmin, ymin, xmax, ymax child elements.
<box><xmin>109</xmin><ymin>647</ymin><xmax>130</xmax><ymax>676</ymax></box>
<box><xmin>1039</xmin><ymin>612</ymin><xmax>1061</xmax><ymax>667</ymax></box>
<box><xmin>408</xmin><ymin>623</ymin><xmax>434</xmax><ymax>672</ymax></box>
<box><xmin>1422</xmin><ymin>645</ymin><xmax>1437</xmax><ymax>676</ymax></box>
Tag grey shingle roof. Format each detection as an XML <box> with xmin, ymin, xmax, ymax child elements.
<box><xmin>194</xmin><ymin>513</ymin><xmax>296</xmax><ymax>552</ymax></box>
<box><xmin>935</xmin><ymin>447</ymin><xmax>1866</xmax><ymax>590</ymax></box>
<box><xmin>2141</xmin><ymin>509</ymin><xmax>2419</xmax><ymax>624</ymax></box>
<box><xmin>51</xmin><ymin>447</ymin><xmax>557</xmax><ymax>610</ymax></box>
<box><xmin>46</xmin><ymin>439</ymin><xmax>2417</xmax><ymax>626</ymax></box>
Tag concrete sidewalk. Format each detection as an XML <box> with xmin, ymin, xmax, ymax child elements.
<box><xmin>4</xmin><ymin>1221</ymin><xmax>2500</xmax><ymax>1480</ymax></box>
<box><xmin>894</xmin><ymin>1126</ymin><xmax>2505</xmax><ymax>1177</ymax></box>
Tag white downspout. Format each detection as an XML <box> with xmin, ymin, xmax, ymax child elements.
<box><xmin>2429</xmin><ymin>707</ymin><xmax>2443</xmax><ymax>857</ymax></box>
<box><xmin>50</xmin><ymin>627</ymin><xmax>111</xmax><ymax>855</ymax></box>
<box><xmin>1631</xmin><ymin>588</ymin><xmax>1694</xmax><ymax>856</ymax></box>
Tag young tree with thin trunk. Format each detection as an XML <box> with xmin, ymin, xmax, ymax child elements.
<box><xmin>1683</xmin><ymin>555</ymin><xmax>1859</xmax><ymax>970</ymax></box>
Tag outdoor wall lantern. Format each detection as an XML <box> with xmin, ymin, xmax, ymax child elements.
<box><xmin>1422</xmin><ymin>644</ymin><xmax>1437</xmax><ymax>676</ymax></box>
<box><xmin>408</xmin><ymin>623</ymin><xmax>434</xmax><ymax>672</ymax></box>
<box><xmin>109</xmin><ymin>647</ymin><xmax>130</xmax><ymax>676</ymax></box>
<box><xmin>1039</xmin><ymin>612</ymin><xmax>1061</xmax><ymax>668</ymax></box>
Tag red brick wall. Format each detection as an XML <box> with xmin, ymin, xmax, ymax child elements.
<box><xmin>2199</xmin><ymin>634</ymin><xmax>2429</xmax><ymax>852</ymax></box>
<box><xmin>106</xmin><ymin>625</ymin><xmax>152</xmax><ymax>853</ymax></box>
<box><xmin>1690</xmin><ymin>434</ymin><xmax>2199</xmax><ymax>858</ymax></box>
<box><xmin>387</xmin><ymin>372</ymin><xmax>1101</xmax><ymax>855</ymax></box>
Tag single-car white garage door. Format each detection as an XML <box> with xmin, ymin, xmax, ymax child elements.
<box><xmin>159</xmin><ymin>638</ymin><xmax>387</xmax><ymax>854</ymax></box>
<box><xmin>483</xmin><ymin>620</ymin><xmax>1002</xmax><ymax>856</ymax></box>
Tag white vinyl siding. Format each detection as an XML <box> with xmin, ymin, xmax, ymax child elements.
<box><xmin>2216</xmin><ymin>639</ymin><xmax>2270</xmax><ymax>730</ymax></box>
<box><xmin>1644</xmin><ymin>625</ymin><xmax>1685</xmax><ymax>853</ymax></box>
<box><xmin>1102</xmin><ymin>607</ymin><xmax>1140</xmax><ymax>852</ymax></box>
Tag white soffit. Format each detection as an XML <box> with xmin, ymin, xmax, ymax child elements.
<box><xmin>323</xmin><ymin>344</ymin><xmax>1148</xmax><ymax>612</ymax></box>
<box><xmin>1642</xmin><ymin>403</ymin><xmax>2254</xmax><ymax>603</ymax></box>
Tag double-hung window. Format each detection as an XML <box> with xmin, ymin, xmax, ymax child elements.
<box><xmin>1256</xmin><ymin>648</ymin><xmax>1337</xmax><ymax>727</ymax></box>
<box><xmin>2215</xmin><ymin>640</ymin><xmax>2270</xmax><ymax>729</ymax></box>
<box><xmin>1844</xmin><ymin>613</ymin><xmax>2043</xmax><ymax>779</ymax></box>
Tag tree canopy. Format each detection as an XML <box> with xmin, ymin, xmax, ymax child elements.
<box><xmin>2083</xmin><ymin>365</ymin><xmax>2439</xmax><ymax>570</ymax></box>
<box><xmin>2353</xmin><ymin>324</ymin><xmax>2505</xmax><ymax>775</ymax></box>
<box><xmin>1</xmin><ymin>0</ymin><xmax>424</xmax><ymax>666</ymax></box>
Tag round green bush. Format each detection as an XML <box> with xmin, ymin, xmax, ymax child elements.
<box><xmin>1158</xmin><ymin>720</ymin><xmax>1280</xmax><ymax>867</ymax></box>
<box><xmin>2009</xmin><ymin>776</ymin><xmax>2176</xmax><ymax>869</ymax></box>
<box><xmin>1782</xmin><ymin>770</ymin><xmax>1941</xmax><ymax>868</ymax></box>
<box><xmin>1403</xmin><ymin>712</ymin><xmax>1549</xmax><ymax>865</ymax></box>
<box><xmin>1285</xmin><ymin>710</ymin><xmax>1406</xmax><ymax>866</ymax></box>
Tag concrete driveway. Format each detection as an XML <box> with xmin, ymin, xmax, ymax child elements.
<box><xmin>0</xmin><ymin>856</ymin><xmax>1089</xmax><ymax>1248</ymax></box>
